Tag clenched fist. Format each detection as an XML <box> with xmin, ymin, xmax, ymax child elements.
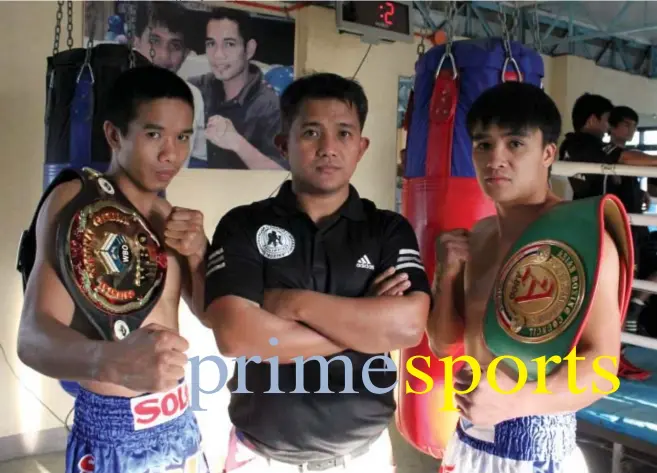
<box><xmin>435</xmin><ymin>229</ymin><xmax>470</xmax><ymax>283</ymax></box>
<box><xmin>164</xmin><ymin>207</ymin><xmax>207</xmax><ymax>265</ymax></box>
<box><xmin>205</xmin><ymin>115</ymin><xmax>242</xmax><ymax>152</ymax></box>
<box><xmin>101</xmin><ymin>323</ymin><xmax>189</xmax><ymax>393</ymax></box>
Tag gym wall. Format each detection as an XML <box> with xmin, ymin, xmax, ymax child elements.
<box><xmin>548</xmin><ymin>54</ymin><xmax>657</xmax><ymax>139</ymax></box>
<box><xmin>3</xmin><ymin>1</ymin><xmax>657</xmax><ymax>470</ymax></box>
<box><xmin>0</xmin><ymin>1</ymin><xmax>421</xmax><ymax>469</ymax></box>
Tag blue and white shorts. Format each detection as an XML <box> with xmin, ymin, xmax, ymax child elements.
<box><xmin>66</xmin><ymin>381</ymin><xmax>210</xmax><ymax>473</ymax></box>
<box><xmin>440</xmin><ymin>415</ymin><xmax>589</xmax><ymax>473</ymax></box>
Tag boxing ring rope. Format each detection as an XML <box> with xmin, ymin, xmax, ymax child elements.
<box><xmin>552</xmin><ymin>161</ymin><xmax>657</xmax><ymax>351</ymax></box>
<box><xmin>552</xmin><ymin>161</ymin><xmax>657</xmax><ymax>472</ymax></box>
<box><xmin>552</xmin><ymin>161</ymin><xmax>657</xmax><ymax>179</ymax></box>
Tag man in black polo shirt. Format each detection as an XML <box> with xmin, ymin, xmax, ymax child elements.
<box><xmin>560</xmin><ymin>95</ymin><xmax>657</xmax><ymax>380</ymax></box>
<box><xmin>203</xmin><ymin>73</ymin><xmax>431</xmax><ymax>472</ymax></box>
<box><xmin>188</xmin><ymin>7</ymin><xmax>287</xmax><ymax>170</ymax></box>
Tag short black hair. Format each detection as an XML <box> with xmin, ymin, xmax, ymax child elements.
<box><xmin>103</xmin><ymin>66</ymin><xmax>194</xmax><ymax>135</ymax></box>
<box><xmin>466</xmin><ymin>82</ymin><xmax>562</xmax><ymax>146</ymax></box>
<box><xmin>207</xmin><ymin>7</ymin><xmax>254</xmax><ymax>43</ymax></box>
<box><xmin>609</xmin><ymin>106</ymin><xmax>639</xmax><ymax>127</ymax></box>
<box><xmin>280</xmin><ymin>72</ymin><xmax>369</xmax><ymax>134</ymax></box>
<box><xmin>571</xmin><ymin>93</ymin><xmax>613</xmax><ymax>131</ymax></box>
<box><xmin>135</xmin><ymin>2</ymin><xmax>187</xmax><ymax>41</ymax></box>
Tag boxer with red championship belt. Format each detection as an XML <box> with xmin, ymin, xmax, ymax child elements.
<box><xmin>59</xmin><ymin>166</ymin><xmax>167</xmax><ymax>341</ymax></box>
<box><xmin>16</xmin><ymin>66</ymin><xmax>210</xmax><ymax>473</ymax></box>
<box><xmin>19</xmin><ymin>166</ymin><xmax>168</xmax><ymax>341</ymax></box>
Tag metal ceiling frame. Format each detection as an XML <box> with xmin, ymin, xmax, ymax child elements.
<box><xmin>293</xmin><ymin>1</ymin><xmax>657</xmax><ymax>79</ymax></box>
<box><xmin>411</xmin><ymin>1</ymin><xmax>657</xmax><ymax>79</ymax></box>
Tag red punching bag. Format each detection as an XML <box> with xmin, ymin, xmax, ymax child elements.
<box><xmin>395</xmin><ymin>38</ymin><xmax>538</xmax><ymax>459</ymax></box>
<box><xmin>395</xmin><ymin>69</ymin><xmax>495</xmax><ymax>460</ymax></box>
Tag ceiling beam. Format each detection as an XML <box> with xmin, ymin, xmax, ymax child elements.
<box><xmin>413</xmin><ymin>1</ymin><xmax>437</xmax><ymax>32</ymax></box>
<box><xmin>542</xmin><ymin>24</ymin><xmax>657</xmax><ymax>48</ymax></box>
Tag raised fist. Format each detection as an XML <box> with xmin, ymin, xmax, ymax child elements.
<box><xmin>205</xmin><ymin>115</ymin><xmax>241</xmax><ymax>152</ymax></box>
<box><xmin>435</xmin><ymin>229</ymin><xmax>470</xmax><ymax>282</ymax></box>
<box><xmin>101</xmin><ymin>323</ymin><xmax>189</xmax><ymax>393</ymax></box>
<box><xmin>164</xmin><ymin>207</ymin><xmax>207</xmax><ymax>261</ymax></box>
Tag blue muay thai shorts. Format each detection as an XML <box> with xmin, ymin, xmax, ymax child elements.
<box><xmin>65</xmin><ymin>380</ymin><xmax>209</xmax><ymax>473</ymax></box>
<box><xmin>440</xmin><ymin>414</ymin><xmax>589</xmax><ymax>473</ymax></box>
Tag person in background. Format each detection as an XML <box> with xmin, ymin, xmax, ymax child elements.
<box><xmin>560</xmin><ymin>95</ymin><xmax>657</xmax><ymax>380</ymax></box>
<box><xmin>609</xmin><ymin>106</ymin><xmax>639</xmax><ymax>149</ymax></box>
<box><xmin>609</xmin><ymin>106</ymin><xmax>657</xmax><ymax>359</ymax></box>
<box><xmin>188</xmin><ymin>7</ymin><xmax>287</xmax><ymax>170</ymax></box>
<box><xmin>133</xmin><ymin>1</ymin><xmax>207</xmax><ymax>167</ymax></box>
<box><xmin>608</xmin><ymin>106</ymin><xmax>646</xmax><ymax>216</ymax></box>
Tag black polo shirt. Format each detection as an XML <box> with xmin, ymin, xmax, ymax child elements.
<box><xmin>188</xmin><ymin>64</ymin><xmax>288</xmax><ymax>170</ymax></box>
<box><xmin>205</xmin><ymin>181</ymin><xmax>431</xmax><ymax>464</ymax></box>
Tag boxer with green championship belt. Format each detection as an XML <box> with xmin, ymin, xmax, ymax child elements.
<box><xmin>427</xmin><ymin>83</ymin><xmax>624</xmax><ymax>473</ymax></box>
<box><xmin>16</xmin><ymin>67</ymin><xmax>211</xmax><ymax>473</ymax></box>
<box><xmin>483</xmin><ymin>194</ymin><xmax>634</xmax><ymax>380</ymax></box>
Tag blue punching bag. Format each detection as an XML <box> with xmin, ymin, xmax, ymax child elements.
<box><xmin>44</xmin><ymin>44</ymin><xmax>151</xmax><ymax>396</ymax></box>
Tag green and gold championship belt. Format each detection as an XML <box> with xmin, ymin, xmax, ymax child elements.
<box><xmin>482</xmin><ymin>194</ymin><xmax>634</xmax><ymax>381</ymax></box>
<box><xmin>17</xmin><ymin>167</ymin><xmax>168</xmax><ymax>342</ymax></box>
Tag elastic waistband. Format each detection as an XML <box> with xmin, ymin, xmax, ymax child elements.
<box><xmin>456</xmin><ymin>414</ymin><xmax>576</xmax><ymax>462</ymax></box>
<box><xmin>72</xmin><ymin>381</ymin><xmax>191</xmax><ymax>443</ymax></box>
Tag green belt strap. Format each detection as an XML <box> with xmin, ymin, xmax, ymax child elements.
<box><xmin>483</xmin><ymin>194</ymin><xmax>633</xmax><ymax>381</ymax></box>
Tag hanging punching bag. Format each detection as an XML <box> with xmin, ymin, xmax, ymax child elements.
<box><xmin>396</xmin><ymin>37</ymin><xmax>545</xmax><ymax>459</ymax></box>
<box><xmin>44</xmin><ymin>44</ymin><xmax>150</xmax><ymax>398</ymax></box>
<box><xmin>44</xmin><ymin>43</ymin><xmax>151</xmax><ymax>189</ymax></box>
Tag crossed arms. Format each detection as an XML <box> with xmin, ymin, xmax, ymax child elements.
<box><xmin>202</xmin><ymin>210</ymin><xmax>431</xmax><ymax>362</ymax></box>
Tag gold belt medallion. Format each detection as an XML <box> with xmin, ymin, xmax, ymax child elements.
<box><xmin>67</xmin><ymin>200</ymin><xmax>167</xmax><ymax>315</ymax></box>
<box><xmin>494</xmin><ymin>240</ymin><xmax>586</xmax><ymax>344</ymax></box>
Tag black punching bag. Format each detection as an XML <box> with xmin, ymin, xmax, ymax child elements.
<box><xmin>44</xmin><ymin>45</ymin><xmax>150</xmax><ymax>398</ymax></box>
<box><xmin>44</xmin><ymin>44</ymin><xmax>151</xmax><ymax>189</ymax></box>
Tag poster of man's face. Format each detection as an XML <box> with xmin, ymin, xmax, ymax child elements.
<box><xmin>84</xmin><ymin>1</ymin><xmax>295</xmax><ymax>171</ymax></box>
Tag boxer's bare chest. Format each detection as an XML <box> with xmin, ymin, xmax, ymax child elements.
<box><xmin>462</xmin><ymin>223</ymin><xmax>509</xmax><ymax>363</ymax></box>
<box><xmin>133</xmin><ymin>201</ymin><xmax>183</xmax><ymax>327</ymax></box>
<box><xmin>80</xmin><ymin>205</ymin><xmax>183</xmax><ymax>397</ymax></box>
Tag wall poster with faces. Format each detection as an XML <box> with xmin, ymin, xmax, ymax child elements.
<box><xmin>84</xmin><ymin>1</ymin><xmax>295</xmax><ymax>171</ymax></box>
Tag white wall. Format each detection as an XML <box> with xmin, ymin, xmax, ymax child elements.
<box><xmin>0</xmin><ymin>2</ymin><xmax>425</xmax><ymax>469</ymax></box>
<box><xmin>3</xmin><ymin>1</ymin><xmax>657</xmax><ymax>469</ymax></box>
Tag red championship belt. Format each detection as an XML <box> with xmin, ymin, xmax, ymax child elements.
<box><xmin>53</xmin><ymin>168</ymin><xmax>168</xmax><ymax>341</ymax></box>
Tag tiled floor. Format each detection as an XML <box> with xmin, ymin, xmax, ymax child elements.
<box><xmin>0</xmin><ymin>452</ymin><xmax>64</xmax><ymax>473</ymax></box>
<box><xmin>0</xmin><ymin>422</ymin><xmax>442</xmax><ymax>473</ymax></box>
<box><xmin>0</xmin><ymin>450</ymin><xmax>438</xmax><ymax>473</ymax></box>
<box><xmin>2</xmin><ymin>438</ymin><xmax>656</xmax><ymax>473</ymax></box>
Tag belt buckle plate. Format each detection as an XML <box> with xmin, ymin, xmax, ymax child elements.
<box><xmin>66</xmin><ymin>199</ymin><xmax>167</xmax><ymax>338</ymax></box>
<box><xmin>305</xmin><ymin>442</ymin><xmax>370</xmax><ymax>471</ymax></box>
<box><xmin>495</xmin><ymin>240</ymin><xmax>585</xmax><ymax>343</ymax></box>
<box><xmin>306</xmin><ymin>457</ymin><xmax>343</xmax><ymax>471</ymax></box>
